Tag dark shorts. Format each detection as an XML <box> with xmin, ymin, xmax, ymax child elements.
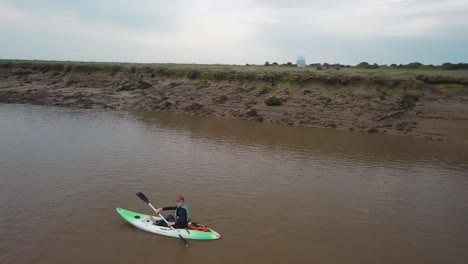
<box><xmin>153</xmin><ymin>215</ymin><xmax>175</xmax><ymax>227</ymax></box>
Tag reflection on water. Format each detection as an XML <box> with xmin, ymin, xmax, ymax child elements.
<box><xmin>133</xmin><ymin>110</ymin><xmax>468</xmax><ymax>171</ymax></box>
<box><xmin>0</xmin><ymin>104</ymin><xmax>467</xmax><ymax>264</ymax></box>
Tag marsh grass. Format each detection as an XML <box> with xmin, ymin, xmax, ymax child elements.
<box><xmin>2</xmin><ymin>60</ymin><xmax>467</xmax><ymax>94</ymax></box>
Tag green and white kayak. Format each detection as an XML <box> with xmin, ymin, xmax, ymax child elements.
<box><xmin>116</xmin><ymin>207</ymin><xmax>221</xmax><ymax>240</ymax></box>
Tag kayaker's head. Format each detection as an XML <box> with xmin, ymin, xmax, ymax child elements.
<box><xmin>176</xmin><ymin>196</ymin><xmax>185</xmax><ymax>208</ymax></box>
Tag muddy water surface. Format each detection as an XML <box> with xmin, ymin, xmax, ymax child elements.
<box><xmin>1</xmin><ymin>104</ymin><xmax>467</xmax><ymax>264</ymax></box>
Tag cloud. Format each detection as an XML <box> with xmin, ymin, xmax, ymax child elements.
<box><xmin>255</xmin><ymin>0</ymin><xmax>468</xmax><ymax>37</ymax></box>
<box><xmin>0</xmin><ymin>0</ymin><xmax>467</xmax><ymax>64</ymax></box>
<box><xmin>0</xmin><ymin>0</ymin><xmax>276</xmax><ymax>63</ymax></box>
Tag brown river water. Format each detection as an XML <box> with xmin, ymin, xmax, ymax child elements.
<box><xmin>1</xmin><ymin>104</ymin><xmax>467</xmax><ymax>264</ymax></box>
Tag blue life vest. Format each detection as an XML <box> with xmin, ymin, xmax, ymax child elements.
<box><xmin>175</xmin><ymin>205</ymin><xmax>190</xmax><ymax>222</ymax></box>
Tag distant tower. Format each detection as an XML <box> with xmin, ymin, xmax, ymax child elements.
<box><xmin>297</xmin><ymin>55</ymin><xmax>306</xmax><ymax>68</ymax></box>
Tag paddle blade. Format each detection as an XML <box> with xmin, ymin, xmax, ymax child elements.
<box><xmin>136</xmin><ymin>192</ymin><xmax>149</xmax><ymax>204</ymax></box>
<box><xmin>179</xmin><ymin>235</ymin><xmax>189</xmax><ymax>247</ymax></box>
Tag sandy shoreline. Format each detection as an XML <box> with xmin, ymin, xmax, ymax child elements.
<box><xmin>1</xmin><ymin>62</ymin><xmax>467</xmax><ymax>143</ymax></box>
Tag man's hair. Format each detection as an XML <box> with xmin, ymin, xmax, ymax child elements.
<box><xmin>178</xmin><ymin>196</ymin><xmax>185</xmax><ymax>202</ymax></box>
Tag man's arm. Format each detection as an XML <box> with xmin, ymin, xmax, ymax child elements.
<box><xmin>155</xmin><ymin>206</ymin><xmax>177</xmax><ymax>214</ymax></box>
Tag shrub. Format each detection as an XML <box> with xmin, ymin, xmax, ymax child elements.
<box><xmin>109</xmin><ymin>66</ymin><xmax>122</xmax><ymax>76</ymax></box>
<box><xmin>399</xmin><ymin>94</ymin><xmax>420</xmax><ymax>109</ymax></box>
<box><xmin>356</xmin><ymin>62</ymin><xmax>379</xmax><ymax>69</ymax></box>
<box><xmin>0</xmin><ymin>62</ymin><xmax>13</xmax><ymax>69</ymax></box>
<box><xmin>403</xmin><ymin>62</ymin><xmax>423</xmax><ymax>69</ymax></box>
<box><xmin>40</xmin><ymin>65</ymin><xmax>52</xmax><ymax>73</ymax></box>
<box><xmin>117</xmin><ymin>80</ymin><xmax>152</xmax><ymax>91</ymax></box>
<box><xmin>50</xmin><ymin>63</ymin><xmax>65</xmax><ymax>72</ymax></box>
<box><xmin>187</xmin><ymin>70</ymin><xmax>201</xmax><ymax>79</ymax></box>
<box><xmin>356</xmin><ymin>62</ymin><xmax>370</xmax><ymax>67</ymax></box>
<box><xmin>378</xmin><ymin>90</ymin><xmax>387</xmax><ymax>100</ymax></box>
<box><xmin>246</xmin><ymin>108</ymin><xmax>258</xmax><ymax>116</ymax></box>
<box><xmin>71</xmin><ymin>65</ymin><xmax>101</xmax><ymax>73</ymax></box>
<box><xmin>12</xmin><ymin>69</ymin><xmax>32</xmax><ymax>76</ymax></box>
<box><xmin>257</xmin><ymin>87</ymin><xmax>270</xmax><ymax>96</ymax></box>
<box><xmin>211</xmin><ymin>71</ymin><xmax>227</xmax><ymax>80</ymax></box>
<box><xmin>213</xmin><ymin>95</ymin><xmax>228</xmax><ymax>103</ymax></box>
<box><xmin>441</xmin><ymin>63</ymin><xmax>468</xmax><ymax>70</ymax></box>
<box><xmin>265</xmin><ymin>96</ymin><xmax>282</xmax><ymax>106</ymax></box>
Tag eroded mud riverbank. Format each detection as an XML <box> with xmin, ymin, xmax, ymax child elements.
<box><xmin>1</xmin><ymin>61</ymin><xmax>467</xmax><ymax>142</ymax></box>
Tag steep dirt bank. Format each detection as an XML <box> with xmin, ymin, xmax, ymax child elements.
<box><xmin>1</xmin><ymin>62</ymin><xmax>468</xmax><ymax>143</ymax></box>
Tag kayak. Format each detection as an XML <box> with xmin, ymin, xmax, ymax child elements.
<box><xmin>116</xmin><ymin>207</ymin><xmax>221</xmax><ymax>240</ymax></box>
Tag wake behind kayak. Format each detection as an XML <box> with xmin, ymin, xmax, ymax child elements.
<box><xmin>116</xmin><ymin>207</ymin><xmax>221</xmax><ymax>240</ymax></box>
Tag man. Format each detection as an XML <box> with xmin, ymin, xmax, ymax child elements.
<box><xmin>153</xmin><ymin>196</ymin><xmax>190</xmax><ymax>229</ymax></box>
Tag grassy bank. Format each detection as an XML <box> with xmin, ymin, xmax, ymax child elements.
<box><xmin>2</xmin><ymin>60</ymin><xmax>468</xmax><ymax>91</ymax></box>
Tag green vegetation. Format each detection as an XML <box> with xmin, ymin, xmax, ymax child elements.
<box><xmin>246</xmin><ymin>108</ymin><xmax>258</xmax><ymax>116</ymax></box>
<box><xmin>378</xmin><ymin>89</ymin><xmax>388</xmax><ymax>100</ymax></box>
<box><xmin>213</xmin><ymin>95</ymin><xmax>228</xmax><ymax>104</ymax></box>
<box><xmin>265</xmin><ymin>96</ymin><xmax>283</xmax><ymax>106</ymax></box>
<box><xmin>399</xmin><ymin>94</ymin><xmax>420</xmax><ymax>109</ymax></box>
<box><xmin>356</xmin><ymin>62</ymin><xmax>380</xmax><ymax>69</ymax></box>
<box><xmin>257</xmin><ymin>87</ymin><xmax>271</xmax><ymax>95</ymax></box>
<box><xmin>1</xmin><ymin>60</ymin><xmax>467</xmax><ymax>94</ymax></box>
<box><xmin>434</xmin><ymin>84</ymin><xmax>467</xmax><ymax>95</ymax></box>
<box><xmin>116</xmin><ymin>80</ymin><xmax>152</xmax><ymax>91</ymax></box>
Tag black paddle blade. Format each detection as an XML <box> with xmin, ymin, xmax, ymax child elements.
<box><xmin>136</xmin><ymin>192</ymin><xmax>149</xmax><ymax>203</ymax></box>
<box><xmin>179</xmin><ymin>235</ymin><xmax>189</xmax><ymax>247</ymax></box>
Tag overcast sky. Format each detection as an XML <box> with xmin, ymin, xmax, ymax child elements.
<box><xmin>1</xmin><ymin>0</ymin><xmax>467</xmax><ymax>65</ymax></box>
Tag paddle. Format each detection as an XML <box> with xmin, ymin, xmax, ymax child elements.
<box><xmin>136</xmin><ymin>192</ymin><xmax>189</xmax><ymax>247</ymax></box>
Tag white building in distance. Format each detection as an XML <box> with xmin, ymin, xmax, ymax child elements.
<box><xmin>297</xmin><ymin>55</ymin><xmax>306</xmax><ymax>68</ymax></box>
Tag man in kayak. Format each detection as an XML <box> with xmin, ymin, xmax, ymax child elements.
<box><xmin>152</xmin><ymin>196</ymin><xmax>190</xmax><ymax>229</ymax></box>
